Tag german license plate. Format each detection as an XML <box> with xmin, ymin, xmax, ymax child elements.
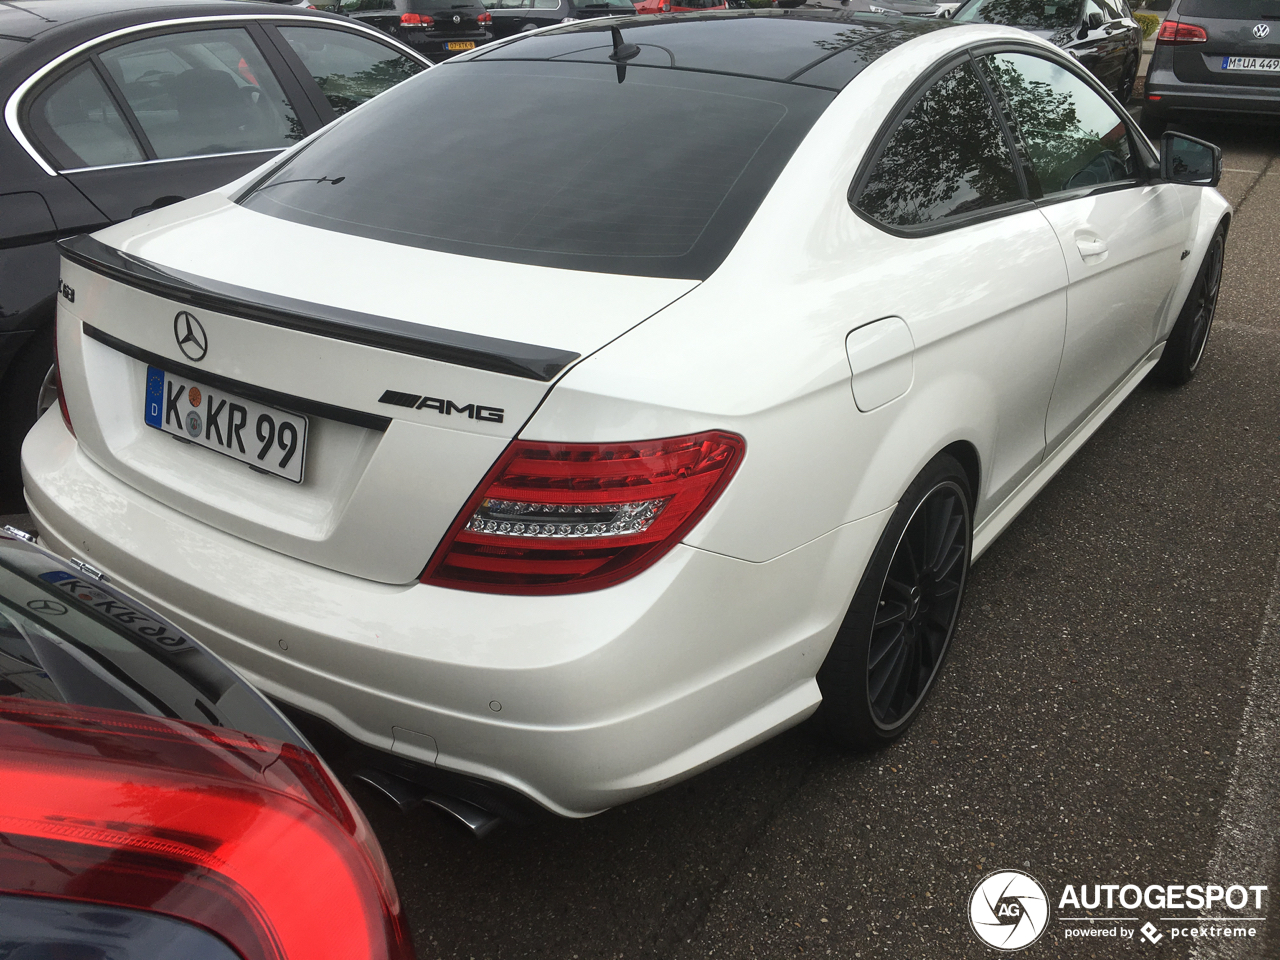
<box><xmin>143</xmin><ymin>366</ymin><xmax>307</xmax><ymax>483</ymax></box>
<box><xmin>446</xmin><ymin>41</ymin><xmax>476</xmax><ymax>50</ymax></box>
<box><xmin>1222</xmin><ymin>56</ymin><xmax>1280</xmax><ymax>72</ymax></box>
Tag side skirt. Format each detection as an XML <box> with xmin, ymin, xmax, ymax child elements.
<box><xmin>972</xmin><ymin>341</ymin><xmax>1165</xmax><ymax>560</ymax></box>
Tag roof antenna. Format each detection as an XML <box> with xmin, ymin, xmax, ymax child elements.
<box><xmin>608</xmin><ymin>25</ymin><xmax>640</xmax><ymax>82</ymax></box>
<box><xmin>608</xmin><ymin>25</ymin><xmax>641</xmax><ymax>62</ymax></box>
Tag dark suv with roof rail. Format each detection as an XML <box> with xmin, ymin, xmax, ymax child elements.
<box><xmin>1141</xmin><ymin>0</ymin><xmax>1280</xmax><ymax>134</ymax></box>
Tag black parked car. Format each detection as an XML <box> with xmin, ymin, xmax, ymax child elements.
<box><xmin>1142</xmin><ymin>0</ymin><xmax>1280</xmax><ymax>135</ymax></box>
<box><xmin>341</xmin><ymin>0</ymin><xmax>494</xmax><ymax>58</ymax></box>
<box><xmin>953</xmin><ymin>0</ymin><xmax>1144</xmax><ymax>100</ymax></box>
<box><xmin>0</xmin><ymin>0</ymin><xmax>428</xmax><ymax>508</ymax></box>
<box><xmin>484</xmin><ymin>0</ymin><xmax>634</xmax><ymax>40</ymax></box>
<box><xmin>0</xmin><ymin>526</ymin><xmax>413</xmax><ymax>959</ymax></box>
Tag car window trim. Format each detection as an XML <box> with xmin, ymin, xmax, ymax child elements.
<box><xmin>847</xmin><ymin>50</ymin><xmax>1034</xmax><ymax>240</ymax></box>
<box><xmin>4</xmin><ymin>13</ymin><xmax>428</xmax><ymax>177</ymax></box>
<box><xmin>60</xmin><ymin>147</ymin><xmax>286</xmax><ymax>175</ymax></box>
<box><xmin>969</xmin><ymin>39</ymin><xmax>1154</xmax><ymax>205</ymax></box>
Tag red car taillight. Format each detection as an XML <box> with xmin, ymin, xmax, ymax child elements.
<box><xmin>1157</xmin><ymin>20</ymin><xmax>1207</xmax><ymax>43</ymax></box>
<box><xmin>422</xmin><ymin>431</ymin><xmax>745</xmax><ymax>595</ymax></box>
<box><xmin>478</xmin><ymin>11</ymin><xmax>492</xmax><ymax>22</ymax></box>
<box><xmin>0</xmin><ymin>698</ymin><xmax>413</xmax><ymax>960</ymax></box>
<box><xmin>400</xmin><ymin>12</ymin><xmax>434</xmax><ymax>24</ymax></box>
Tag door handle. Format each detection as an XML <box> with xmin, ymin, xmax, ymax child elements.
<box><xmin>1076</xmin><ymin>237</ymin><xmax>1109</xmax><ymax>261</ymax></box>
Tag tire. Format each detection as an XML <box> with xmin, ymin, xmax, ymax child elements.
<box><xmin>0</xmin><ymin>324</ymin><xmax>55</xmax><ymax>511</ymax></box>
<box><xmin>816</xmin><ymin>452</ymin><xmax>973</xmax><ymax>749</ymax></box>
<box><xmin>1153</xmin><ymin>225</ymin><xmax>1226</xmax><ymax>386</ymax></box>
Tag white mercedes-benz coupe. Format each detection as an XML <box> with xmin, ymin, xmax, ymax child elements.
<box><xmin>23</xmin><ymin>10</ymin><xmax>1229</xmax><ymax>821</ymax></box>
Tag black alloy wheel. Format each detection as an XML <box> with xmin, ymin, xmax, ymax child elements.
<box><xmin>1154</xmin><ymin>225</ymin><xmax>1226</xmax><ymax>386</ymax></box>
<box><xmin>867</xmin><ymin>481</ymin><xmax>968</xmax><ymax>728</ymax></box>
<box><xmin>817</xmin><ymin>452</ymin><xmax>972</xmax><ymax>749</ymax></box>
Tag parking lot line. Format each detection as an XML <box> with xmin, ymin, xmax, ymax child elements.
<box><xmin>1190</xmin><ymin>549</ymin><xmax>1280</xmax><ymax>959</ymax></box>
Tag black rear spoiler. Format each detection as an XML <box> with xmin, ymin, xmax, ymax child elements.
<box><xmin>58</xmin><ymin>234</ymin><xmax>580</xmax><ymax>382</ymax></box>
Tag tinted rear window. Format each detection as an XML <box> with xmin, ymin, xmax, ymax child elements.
<box><xmin>241</xmin><ymin>61</ymin><xmax>832</xmax><ymax>279</ymax></box>
<box><xmin>1178</xmin><ymin>0</ymin><xmax>1280</xmax><ymax>17</ymax></box>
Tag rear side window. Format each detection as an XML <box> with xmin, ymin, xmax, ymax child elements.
<box><xmin>982</xmin><ymin>52</ymin><xmax>1137</xmax><ymax>196</ymax></box>
<box><xmin>97</xmin><ymin>28</ymin><xmax>303</xmax><ymax>159</ymax></box>
<box><xmin>240</xmin><ymin>61</ymin><xmax>833</xmax><ymax>280</ymax></box>
<box><xmin>278</xmin><ymin>26</ymin><xmax>423</xmax><ymax>116</ymax></box>
<box><xmin>855</xmin><ymin>61</ymin><xmax>1023</xmax><ymax>229</ymax></box>
<box><xmin>27</xmin><ymin>62</ymin><xmax>144</xmax><ymax>169</ymax></box>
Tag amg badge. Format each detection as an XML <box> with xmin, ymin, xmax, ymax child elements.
<box><xmin>379</xmin><ymin>389</ymin><xmax>504</xmax><ymax>423</ymax></box>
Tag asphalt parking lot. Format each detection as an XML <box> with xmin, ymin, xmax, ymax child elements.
<box><xmin>307</xmin><ymin>118</ymin><xmax>1280</xmax><ymax>960</ymax></box>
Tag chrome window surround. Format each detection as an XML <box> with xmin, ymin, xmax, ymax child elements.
<box><xmin>4</xmin><ymin>14</ymin><xmax>428</xmax><ymax>177</ymax></box>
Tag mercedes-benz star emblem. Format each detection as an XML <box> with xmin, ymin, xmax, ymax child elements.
<box><xmin>174</xmin><ymin>310</ymin><xmax>208</xmax><ymax>362</ymax></box>
<box><xmin>27</xmin><ymin>598</ymin><xmax>67</xmax><ymax>616</ymax></box>
<box><xmin>1255</xmin><ymin>22</ymin><xmax>1270</xmax><ymax>38</ymax></box>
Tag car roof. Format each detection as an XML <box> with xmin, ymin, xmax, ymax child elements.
<box><xmin>466</xmin><ymin>9</ymin><xmax>953</xmax><ymax>90</ymax></box>
<box><xmin>0</xmin><ymin>0</ymin><xmax>337</xmax><ymax>63</ymax></box>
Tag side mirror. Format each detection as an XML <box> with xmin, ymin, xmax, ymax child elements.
<box><xmin>1160</xmin><ymin>131</ymin><xmax>1222</xmax><ymax>187</ymax></box>
<box><xmin>1086</xmin><ymin>11</ymin><xmax>1104</xmax><ymax>29</ymax></box>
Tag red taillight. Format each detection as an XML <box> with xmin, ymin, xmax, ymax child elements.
<box><xmin>422</xmin><ymin>431</ymin><xmax>745</xmax><ymax>595</ymax></box>
<box><xmin>1157</xmin><ymin>20</ymin><xmax>1207</xmax><ymax>43</ymax></box>
<box><xmin>478</xmin><ymin>10</ymin><xmax>492</xmax><ymax>22</ymax></box>
<box><xmin>400</xmin><ymin>11</ymin><xmax>434</xmax><ymax>24</ymax></box>
<box><xmin>53</xmin><ymin>321</ymin><xmax>74</xmax><ymax>438</ymax></box>
<box><xmin>0</xmin><ymin>698</ymin><xmax>413</xmax><ymax>960</ymax></box>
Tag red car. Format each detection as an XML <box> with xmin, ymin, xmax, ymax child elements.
<box><xmin>0</xmin><ymin>527</ymin><xmax>414</xmax><ymax>960</ymax></box>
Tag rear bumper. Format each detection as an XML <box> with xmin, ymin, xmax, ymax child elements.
<box><xmin>1144</xmin><ymin>71</ymin><xmax>1280</xmax><ymax>119</ymax></box>
<box><xmin>396</xmin><ymin>29</ymin><xmax>491</xmax><ymax>57</ymax></box>
<box><xmin>22</xmin><ymin>410</ymin><xmax>889</xmax><ymax>817</ymax></box>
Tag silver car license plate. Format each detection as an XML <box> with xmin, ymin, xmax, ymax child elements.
<box><xmin>144</xmin><ymin>366</ymin><xmax>308</xmax><ymax>483</ymax></box>
<box><xmin>1222</xmin><ymin>56</ymin><xmax>1280</xmax><ymax>72</ymax></box>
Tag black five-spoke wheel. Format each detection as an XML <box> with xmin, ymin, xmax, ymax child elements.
<box><xmin>868</xmin><ymin>481</ymin><xmax>968</xmax><ymax>729</ymax></box>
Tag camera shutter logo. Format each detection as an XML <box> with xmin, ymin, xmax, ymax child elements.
<box><xmin>174</xmin><ymin>311</ymin><xmax>208</xmax><ymax>362</ymax></box>
<box><xmin>969</xmin><ymin>870</ymin><xmax>1050</xmax><ymax>951</ymax></box>
<box><xmin>1255</xmin><ymin>23</ymin><xmax>1270</xmax><ymax>38</ymax></box>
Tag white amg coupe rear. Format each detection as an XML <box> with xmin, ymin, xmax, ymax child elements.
<box><xmin>24</xmin><ymin>10</ymin><xmax>1230</xmax><ymax>820</ymax></box>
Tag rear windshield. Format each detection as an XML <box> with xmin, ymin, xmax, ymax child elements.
<box><xmin>1178</xmin><ymin>0</ymin><xmax>1280</xmax><ymax>18</ymax></box>
<box><xmin>954</xmin><ymin>0</ymin><xmax>1083</xmax><ymax>28</ymax></box>
<box><xmin>240</xmin><ymin>60</ymin><xmax>832</xmax><ymax>279</ymax></box>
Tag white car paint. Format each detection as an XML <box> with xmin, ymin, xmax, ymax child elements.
<box><xmin>23</xmin><ymin>19</ymin><xmax>1231</xmax><ymax>816</ymax></box>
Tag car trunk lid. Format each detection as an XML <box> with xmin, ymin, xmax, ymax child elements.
<box><xmin>57</xmin><ymin>194</ymin><xmax>697</xmax><ymax>584</ymax></box>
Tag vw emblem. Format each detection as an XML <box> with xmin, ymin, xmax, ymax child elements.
<box><xmin>453</xmin><ymin>13</ymin><xmax>461</xmax><ymax>22</ymax></box>
<box><xmin>173</xmin><ymin>310</ymin><xmax>208</xmax><ymax>362</ymax></box>
<box><xmin>27</xmin><ymin>598</ymin><xmax>67</xmax><ymax>616</ymax></box>
<box><xmin>1255</xmin><ymin>22</ymin><xmax>1270</xmax><ymax>38</ymax></box>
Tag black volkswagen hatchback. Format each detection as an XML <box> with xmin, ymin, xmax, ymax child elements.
<box><xmin>0</xmin><ymin>0</ymin><xmax>428</xmax><ymax>509</ymax></box>
<box><xmin>341</xmin><ymin>0</ymin><xmax>495</xmax><ymax>58</ymax></box>
<box><xmin>1142</xmin><ymin>0</ymin><xmax>1280</xmax><ymax>135</ymax></box>
<box><xmin>953</xmin><ymin>0</ymin><xmax>1144</xmax><ymax>100</ymax></box>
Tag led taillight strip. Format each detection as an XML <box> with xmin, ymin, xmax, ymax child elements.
<box><xmin>422</xmin><ymin>431</ymin><xmax>745</xmax><ymax>595</ymax></box>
